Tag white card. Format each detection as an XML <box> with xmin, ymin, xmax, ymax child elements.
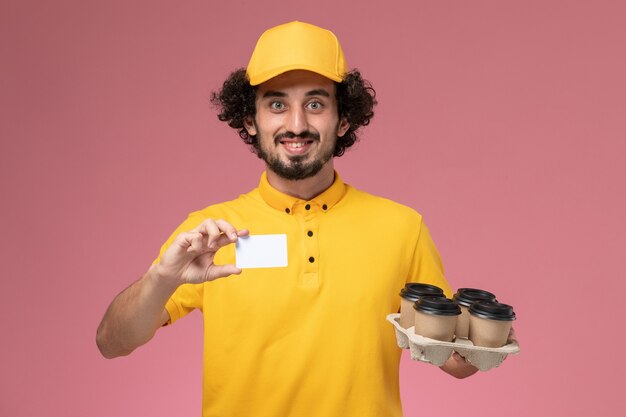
<box><xmin>235</xmin><ymin>234</ymin><xmax>288</xmax><ymax>268</ymax></box>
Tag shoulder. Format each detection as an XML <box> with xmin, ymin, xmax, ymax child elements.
<box><xmin>187</xmin><ymin>189</ymin><xmax>261</xmax><ymax>222</ymax></box>
<box><xmin>343</xmin><ymin>184</ymin><xmax>423</xmax><ymax>221</ymax></box>
<box><xmin>171</xmin><ymin>189</ymin><xmax>260</xmax><ymax>231</ymax></box>
<box><xmin>340</xmin><ymin>184</ymin><xmax>425</xmax><ymax>234</ymax></box>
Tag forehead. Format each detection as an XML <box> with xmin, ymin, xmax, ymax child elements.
<box><xmin>256</xmin><ymin>70</ymin><xmax>336</xmax><ymax>98</ymax></box>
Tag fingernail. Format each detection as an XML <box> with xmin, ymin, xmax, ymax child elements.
<box><xmin>230</xmin><ymin>233</ymin><xmax>237</xmax><ymax>239</ymax></box>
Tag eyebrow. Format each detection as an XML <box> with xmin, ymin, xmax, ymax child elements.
<box><xmin>305</xmin><ymin>89</ymin><xmax>331</xmax><ymax>98</ymax></box>
<box><xmin>261</xmin><ymin>88</ymin><xmax>331</xmax><ymax>98</ymax></box>
<box><xmin>262</xmin><ymin>91</ymin><xmax>287</xmax><ymax>98</ymax></box>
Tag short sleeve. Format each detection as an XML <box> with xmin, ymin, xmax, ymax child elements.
<box><xmin>165</xmin><ymin>283</ymin><xmax>205</xmax><ymax>325</ymax></box>
<box><xmin>406</xmin><ymin>219</ymin><xmax>453</xmax><ymax>298</ymax></box>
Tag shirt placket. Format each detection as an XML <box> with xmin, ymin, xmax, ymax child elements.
<box><xmin>297</xmin><ymin>201</ymin><xmax>320</xmax><ymax>288</ymax></box>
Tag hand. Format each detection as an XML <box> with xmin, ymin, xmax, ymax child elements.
<box><xmin>154</xmin><ymin>218</ymin><xmax>249</xmax><ymax>286</ymax></box>
<box><xmin>440</xmin><ymin>352</ymin><xmax>479</xmax><ymax>379</ymax></box>
<box><xmin>508</xmin><ymin>327</ymin><xmax>518</xmax><ymax>345</ymax></box>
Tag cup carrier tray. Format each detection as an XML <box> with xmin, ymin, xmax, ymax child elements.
<box><xmin>386</xmin><ymin>313</ymin><xmax>520</xmax><ymax>371</ymax></box>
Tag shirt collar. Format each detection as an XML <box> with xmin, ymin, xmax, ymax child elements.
<box><xmin>258</xmin><ymin>171</ymin><xmax>347</xmax><ymax>214</ymax></box>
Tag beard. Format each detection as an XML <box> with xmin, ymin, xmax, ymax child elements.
<box><xmin>254</xmin><ymin>131</ymin><xmax>336</xmax><ymax>181</ymax></box>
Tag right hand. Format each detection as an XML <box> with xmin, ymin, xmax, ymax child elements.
<box><xmin>154</xmin><ymin>218</ymin><xmax>249</xmax><ymax>286</ymax></box>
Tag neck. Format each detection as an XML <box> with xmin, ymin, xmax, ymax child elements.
<box><xmin>266</xmin><ymin>161</ymin><xmax>335</xmax><ymax>200</ymax></box>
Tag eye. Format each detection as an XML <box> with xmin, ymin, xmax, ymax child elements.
<box><xmin>306</xmin><ymin>101</ymin><xmax>323</xmax><ymax>111</ymax></box>
<box><xmin>270</xmin><ymin>101</ymin><xmax>285</xmax><ymax>111</ymax></box>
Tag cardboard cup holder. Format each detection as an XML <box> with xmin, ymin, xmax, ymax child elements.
<box><xmin>386</xmin><ymin>313</ymin><xmax>520</xmax><ymax>371</ymax></box>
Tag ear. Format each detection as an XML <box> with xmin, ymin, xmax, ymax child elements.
<box><xmin>337</xmin><ymin>118</ymin><xmax>350</xmax><ymax>138</ymax></box>
<box><xmin>243</xmin><ymin>117</ymin><xmax>257</xmax><ymax>136</ymax></box>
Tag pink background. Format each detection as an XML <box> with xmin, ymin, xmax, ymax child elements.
<box><xmin>2</xmin><ymin>1</ymin><xmax>625</xmax><ymax>416</ymax></box>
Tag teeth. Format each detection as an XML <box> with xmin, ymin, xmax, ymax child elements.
<box><xmin>286</xmin><ymin>142</ymin><xmax>306</xmax><ymax>148</ymax></box>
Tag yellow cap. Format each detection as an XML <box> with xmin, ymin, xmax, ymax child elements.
<box><xmin>246</xmin><ymin>21</ymin><xmax>348</xmax><ymax>86</ymax></box>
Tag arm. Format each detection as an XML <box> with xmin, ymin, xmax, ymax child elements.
<box><xmin>96</xmin><ymin>219</ymin><xmax>248</xmax><ymax>358</ymax></box>
<box><xmin>96</xmin><ymin>267</ymin><xmax>177</xmax><ymax>358</ymax></box>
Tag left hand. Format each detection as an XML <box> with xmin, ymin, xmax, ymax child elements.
<box><xmin>440</xmin><ymin>352</ymin><xmax>479</xmax><ymax>379</ymax></box>
<box><xmin>439</xmin><ymin>326</ymin><xmax>518</xmax><ymax>378</ymax></box>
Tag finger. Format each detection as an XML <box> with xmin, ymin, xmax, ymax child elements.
<box><xmin>196</xmin><ymin>219</ymin><xmax>221</xmax><ymax>249</ymax></box>
<box><xmin>188</xmin><ymin>231</ymin><xmax>205</xmax><ymax>253</ymax></box>
<box><xmin>215</xmin><ymin>219</ymin><xmax>239</xmax><ymax>241</ymax></box>
<box><xmin>173</xmin><ymin>231</ymin><xmax>201</xmax><ymax>252</ymax></box>
<box><xmin>206</xmin><ymin>264</ymin><xmax>243</xmax><ymax>281</ymax></box>
<box><xmin>212</xmin><ymin>233</ymin><xmax>243</xmax><ymax>250</ymax></box>
<box><xmin>237</xmin><ymin>228</ymin><xmax>250</xmax><ymax>237</ymax></box>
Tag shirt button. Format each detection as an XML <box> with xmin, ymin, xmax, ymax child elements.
<box><xmin>305</xmin><ymin>204</ymin><xmax>311</xmax><ymax>210</ymax></box>
<box><xmin>308</xmin><ymin>256</ymin><xmax>315</xmax><ymax>263</ymax></box>
<box><xmin>307</xmin><ymin>230</ymin><xmax>313</xmax><ymax>237</ymax></box>
<box><xmin>322</xmin><ymin>204</ymin><xmax>328</xmax><ymax>210</ymax></box>
<box><xmin>285</xmin><ymin>208</ymin><xmax>290</xmax><ymax>214</ymax></box>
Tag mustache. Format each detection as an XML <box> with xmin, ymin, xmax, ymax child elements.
<box><xmin>274</xmin><ymin>131</ymin><xmax>320</xmax><ymax>142</ymax></box>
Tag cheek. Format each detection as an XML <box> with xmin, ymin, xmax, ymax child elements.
<box><xmin>313</xmin><ymin>114</ymin><xmax>339</xmax><ymax>132</ymax></box>
<box><xmin>256</xmin><ymin>113</ymin><xmax>284</xmax><ymax>133</ymax></box>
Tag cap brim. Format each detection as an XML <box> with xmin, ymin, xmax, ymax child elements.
<box><xmin>248</xmin><ymin>65</ymin><xmax>344</xmax><ymax>86</ymax></box>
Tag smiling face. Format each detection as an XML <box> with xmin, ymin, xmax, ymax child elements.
<box><xmin>244</xmin><ymin>70</ymin><xmax>349</xmax><ymax>181</ymax></box>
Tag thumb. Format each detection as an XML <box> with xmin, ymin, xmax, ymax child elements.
<box><xmin>206</xmin><ymin>264</ymin><xmax>243</xmax><ymax>281</ymax></box>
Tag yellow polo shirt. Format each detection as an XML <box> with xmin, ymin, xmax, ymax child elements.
<box><xmin>156</xmin><ymin>172</ymin><xmax>451</xmax><ymax>417</ymax></box>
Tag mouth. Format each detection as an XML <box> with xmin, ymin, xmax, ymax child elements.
<box><xmin>278</xmin><ymin>138</ymin><xmax>315</xmax><ymax>155</ymax></box>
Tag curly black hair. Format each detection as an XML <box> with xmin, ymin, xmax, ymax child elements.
<box><xmin>210</xmin><ymin>68</ymin><xmax>377</xmax><ymax>157</ymax></box>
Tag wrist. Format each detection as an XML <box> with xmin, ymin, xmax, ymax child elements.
<box><xmin>148</xmin><ymin>264</ymin><xmax>183</xmax><ymax>292</ymax></box>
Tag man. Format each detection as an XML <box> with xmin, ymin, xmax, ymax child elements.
<box><xmin>97</xmin><ymin>21</ymin><xmax>478</xmax><ymax>417</ymax></box>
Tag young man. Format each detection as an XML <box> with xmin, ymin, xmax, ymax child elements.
<box><xmin>97</xmin><ymin>21</ymin><xmax>478</xmax><ymax>417</ymax></box>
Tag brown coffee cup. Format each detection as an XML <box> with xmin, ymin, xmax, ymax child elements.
<box><xmin>413</xmin><ymin>296</ymin><xmax>461</xmax><ymax>342</ymax></box>
<box><xmin>398</xmin><ymin>283</ymin><xmax>444</xmax><ymax>329</ymax></box>
<box><xmin>468</xmin><ymin>301</ymin><xmax>516</xmax><ymax>347</ymax></box>
<box><xmin>452</xmin><ymin>288</ymin><xmax>497</xmax><ymax>338</ymax></box>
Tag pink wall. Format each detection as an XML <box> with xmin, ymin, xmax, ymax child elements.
<box><xmin>2</xmin><ymin>1</ymin><xmax>624</xmax><ymax>416</ymax></box>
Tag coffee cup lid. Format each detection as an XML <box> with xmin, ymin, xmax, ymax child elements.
<box><xmin>400</xmin><ymin>283</ymin><xmax>444</xmax><ymax>301</ymax></box>
<box><xmin>453</xmin><ymin>288</ymin><xmax>497</xmax><ymax>307</ymax></box>
<box><xmin>469</xmin><ymin>300</ymin><xmax>516</xmax><ymax>321</ymax></box>
<box><xmin>413</xmin><ymin>296</ymin><xmax>461</xmax><ymax>316</ymax></box>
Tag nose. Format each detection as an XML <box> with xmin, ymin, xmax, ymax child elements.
<box><xmin>285</xmin><ymin>106</ymin><xmax>307</xmax><ymax>135</ymax></box>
